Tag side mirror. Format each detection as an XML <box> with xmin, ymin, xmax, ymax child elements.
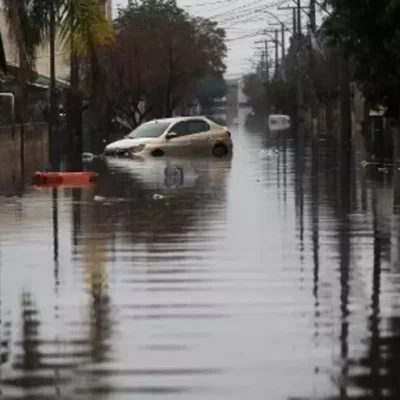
<box><xmin>166</xmin><ymin>131</ymin><xmax>178</xmax><ymax>139</ymax></box>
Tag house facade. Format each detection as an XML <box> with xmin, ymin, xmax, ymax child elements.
<box><xmin>0</xmin><ymin>1</ymin><xmax>113</xmax><ymax>83</ymax></box>
<box><xmin>100</xmin><ymin>0</ymin><xmax>113</xmax><ymax>22</ymax></box>
<box><xmin>0</xmin><ymin>9</ymin><xmax>69</xmax><ymax>83</ymax></box>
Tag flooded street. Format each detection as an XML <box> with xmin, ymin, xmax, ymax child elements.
<box><xmin>1</xmin><ymin>109</ymin><xmax>400</xmax><ymax>399</ymax></box>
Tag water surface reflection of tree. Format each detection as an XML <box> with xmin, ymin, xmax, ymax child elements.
<box><xmin>289</xmin><ymin>129</ymin><xmax>400</xmax><ymax>399</ymax></box>
<box><xmin>90</xmin><ymin>157</ymin><xmax>231</xmax><ymax>248</ymax></box>
<box><xmin>1</xmin><ymin>291</ymin><xmax>44</xmax><ymax>394</ymax></box>
<box><xmin>80</xmin><ymin>189</ymin><xmax>113</xmax><ymax>364</ymax></box>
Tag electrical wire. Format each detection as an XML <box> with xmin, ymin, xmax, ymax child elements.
<box><xmin>226</xmin><ymin>30</ymin><xmax>265</xmax><ymax>42</ymax></box>
<box><xmin>208</xmin><ymin>0</ymin><xmax>289</xmax><ymax>21</ymax></box>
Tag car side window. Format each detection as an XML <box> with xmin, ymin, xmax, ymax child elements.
<box><xmin>187</xmin><ymin>120</ymin><xmax>210</xmax><ymax>135</ymax></box>
<box><xmin>169</xmin><ymin>121</ymin><xmax>188</xmax><ymax>136</ymax></box>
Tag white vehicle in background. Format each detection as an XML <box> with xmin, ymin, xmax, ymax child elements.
<box><xmin>268</xmin><ymin>114</ymin><xmax>291</xmax><ymax>131</ymax></box>
<box><xmin>104</xmin><ymin>116</ymin><xmax>233</xmax><ymax>158</ymax></box>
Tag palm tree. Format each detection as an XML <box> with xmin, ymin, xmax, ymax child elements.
<box><xmin>57</xmin><ymin>0</ymin><xmax>114</xmax><ymax>158</ymax></box>
<box><xmin>0</xmin><ymin>35</ymin><xmax>6</xmax><ymax>73</ymax></box>
<box><xmin>59</xmin><ymin>0</ymin><xmax>114</xmax><ymax>91</ymax></box>
<box><xmin>1</xmin><ymin>0</ymin><xmax>48</xmax><ymax>121</ymax></box>
<box><xmin>1</xmin><ymin>0</ymin><xmax>113</xmax><ymax>119</ymax></box>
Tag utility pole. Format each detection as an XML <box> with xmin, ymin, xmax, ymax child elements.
<box><xmin>269</xmin><ymin>21</ymin><xmax>290</xmax><ymax>61</ymax></box>
<box><xmin>340</xmin><ymin>50</ymin><xmax>352</xmax><ymax>150</ymax></box>
<box><xmin>278</xmin><ymin>4</ymin><xmax>310</xmax><ymax>120</ymax></box>
<box><xmin>308</xmin><ymin>0</ymin><xmax>317</xmax><ymax>134</ymax></box>
<box><xmin>309</xmin><ymin>0</ymin><xmax>316</xmax><ymax>33</ymax></box>
<box><xmin>256</xmin><ymin>38</ymin><xmax>274</xmax><ymax>112</ymax></box>
<box><xmin>297</xmin><ymin>0</ymin><xmax>302</xmax><ymax>36</ymax></box>
<box><xmin>260</xmin><ymin>51</ymin><xmax>266</xmax><ymax>81</ymax></box>
<box><xmin>263</xmin><ymin>31</ymin><xmax>281</xmax><ymax>78</ymax></box>
<box><xmin>265</xmin><ymin>40</ymin><xmax>270</xmax><ymax>82</ymax></box>
<box><xmin>278</xmin><ymin>4</ymin><xmax>310</xmax><ymax>35</ymax></box>
<box><xmin>275</xmin><ymin>29</ymin><xmax>279</xmax><ymax>75</ymax></box>
<box><xmin>264</xmin><ymin>41</ymin><xmax>270</xmax><ymax>113</ymax></box>
<box><xmin>255</xmin><ymin>39</ymin><xmax>270</xmax><ymax>82</ymax></box>
<box><xmin>49</xmin><ymin>1</ymin><xmax>56</xmax><ymax>165</ymax></box>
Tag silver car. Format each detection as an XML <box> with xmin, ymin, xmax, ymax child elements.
<box><xmin>104</xmin><ymin>116</ymin><xmax>233</xmax><ymax>158</ymax></box>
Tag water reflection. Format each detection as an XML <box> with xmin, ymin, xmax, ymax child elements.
<box><xmin>3</xmin><ymin>112</ymin><xmax>400</xmax><ymax>398</ymax></box>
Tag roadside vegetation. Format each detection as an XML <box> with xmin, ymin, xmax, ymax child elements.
<box><xmin>0</xmin><ymin>0</ymin><xmax>227</xmax><ymax>131</ymax></box>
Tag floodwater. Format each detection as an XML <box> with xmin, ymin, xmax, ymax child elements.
<box><xmin>1</xmin><ymin>109</ymin><xmax>400</xmax><ymax>399</ymax></box>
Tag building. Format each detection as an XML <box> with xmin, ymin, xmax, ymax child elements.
<box><xmin>99</xmin><ymin>0</ymin><xmax>113</xmax><ymax>22</ymax></box>
<box><xmin>0</xmin><ymin>2</ymin><xmax>113</xmax><ymax>84</ymax></box>
<box><xmin>0</xmin><ymin>8</ymin><xmax>69</xmax><ymax>83</ymax></box>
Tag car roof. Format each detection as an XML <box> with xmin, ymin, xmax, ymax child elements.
<box><xmin>144</xmin><ymin>116</ymin><xmax>211</xmax><ymax>125</ymax></box>
<box><xmin>269</xmin><ymin>114</ymin><xmax>290</xmax><ymax>119</ymax></box>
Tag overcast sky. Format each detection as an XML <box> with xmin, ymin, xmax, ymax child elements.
<box><xmin>112</xmin><ymin>0</ymin><xmax>325</xmax><ymax>79</ymax></box>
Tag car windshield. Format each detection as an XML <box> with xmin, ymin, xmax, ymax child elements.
<box><xmin>127</xmin><ymin>121</ymin><xmax>170</xmax><ymax>139</ymax></box>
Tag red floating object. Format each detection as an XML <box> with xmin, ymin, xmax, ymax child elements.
<box><xmin>32</xmin><ymin>171</ymin><xmax>98</xmax><ymax>186</ymax></box>
<box><xmin>33</xmin><ymin>182</ymin><xmax>95</xmax><ymax>190</ymax></box>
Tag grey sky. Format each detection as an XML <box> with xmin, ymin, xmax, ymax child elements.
<box><xmin>112</xmin><ymin>0</ymin><xmax>326</xmax><ymax>79</ymax></box>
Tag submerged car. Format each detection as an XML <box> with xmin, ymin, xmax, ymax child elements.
<box><xmin>104</xmin><ymin>116</ymin><xmax>233</xmax><ymax>158</ymax></box>
<box><xmin>268</xmin><ymin>114</ymin><xmax>291</xmax><ymax>131</ymax></box>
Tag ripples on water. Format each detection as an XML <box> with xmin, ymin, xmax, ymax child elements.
<box><xmin>1</xmin><ymin>110</ymin><xmax>400</xmax><ymax>399</ymax></box>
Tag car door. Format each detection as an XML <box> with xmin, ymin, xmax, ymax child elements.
<box><xmin>185</xmin><ymin>119</ymin><xmax>212</xmax><ymax>154</ymax></box>
<box><xmin>164</xmin><ymin>121</ymin><xmax>191</xmax><ymax>155</ymax></box>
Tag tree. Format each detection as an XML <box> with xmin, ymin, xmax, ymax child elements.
<box><xmin>99</xmin><ymin>23</ymin><xmax>153</xmax><ymax>128</ymax></box>
<box><xmin>100</xmin><ymin>0</ymin><xmax>226</xmax><ymax>123</ymax></box>
<box><xmin>323</xmin><ymin>0</ymin><xmax>400</xmax><ymax>117</ymax></box>
<box><xmin>1</xmin><ymin>0</ymin><xmax>48</xmax><ymax>121</ymax></box>
<box><xmin>0</xmin><ymin>35</ymin><xmax>6</xmax><ymax>73</ymax></box>
<box><xmin>57</xmin><ymin>0</ymin><xmax>114</xmax><ymax>154</ymax></box>
<box><xmin>0</xmin><ymin>0</ymin><xmax>113</xmax><ymax>121</ymax></box>
<box><xmin>195</xmin><ymin>73</ymin><xmax>227</xmax><ymax>110</ymax></box>
<box><xmin>59</xmin><ymin>0</ymin><xmax>114</xmax><ymax>91</ymax></box>
<box><xmin>242</xmin><ymin>73</ymin><xmax>266</xmax><ymax>113</ymax></box>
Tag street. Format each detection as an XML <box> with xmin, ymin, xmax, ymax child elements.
<box><xmin>1</xmin><ymin>108</ymin><xmax>399</xmax><ymax>399</ymax></box>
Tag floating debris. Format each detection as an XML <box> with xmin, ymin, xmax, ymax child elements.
<box><xmin>377</xmin><ymin>167</ymin><xmax>389</xmax><ymax>173</ymax></box>
<box><xmin>164</xmin><ymin>165</ymin><xmax>183</xmax><ymax>188</ymax></box>
<box><xmin>259</xmin><ymin>148</ymin><xmax>279</xmax><ymax>158</ymax></box>
<box><xmin>152</xmin><ymin>194</ymin><xmax>165</xmax><ymax>200</ymax></box>
<box><xmin>82</xmin><ymin>152</ymin><xmax>96</xmax><ymax>162</ymax></box>
<box><xmin>93</xmin><ymin>195</ymin><xmax>129</xmax><ymax>203</ymax></box>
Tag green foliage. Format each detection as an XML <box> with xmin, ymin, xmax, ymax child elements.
<box><xmin>265</xmin><ymin>77</ymin><xmax>296</xmax><ymax>114</ymax></box>
<box><xmin>242</xmin><ymin>73</ymin><xmax>266</xmax><ymax>113</ymax></box>
<box><xmin>1</xmin><ymin>0</ymin><xmax>113</xmax><ymax>75</ymax></box>
<box><xmin>324</xmin><ymin>0</ymin><xmax>400</xmax><ymax>115</ymax></box>
<box><xmin>59</xmin><ymin>0</ymin><xmax>114</xmax><ymax>57</ymax></box>
<box><xmin>195</xmin><ymin>74</ymin><xmax>227</xmax><ymax>109</ymax></box>
<box><xmin>102</xmin><ymin>0</ymin><xmax>227</xmax><ymax>121</ymax></box>
<box><xmin>244</xmin><ymin>36</ymin><xmax>317</xmax><ymax>115</ymax></box>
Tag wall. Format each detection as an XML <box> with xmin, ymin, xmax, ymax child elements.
<box><xmin>99</xmin><ymin>0</ymin><xmax>113</xmax><ymax>22</ymax></box>
<box><xmin>0</xmin><ymin>123</ymin><xmax>49</xmax><ymax>195</ymax></box>
<box><xmin>0</xmin><ymin>9</ymin><xmax>70</xmax><ymax>82</ymax></box>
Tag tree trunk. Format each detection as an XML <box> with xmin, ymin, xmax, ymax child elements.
<box><xmin>66</xmin><ymin>89</ymin><xmax>83</xmax><ymax>170</ymax></box>
<box><xmin>339</xmin><ymin>52</ymin><xmax>352</xmax><ymax>151</ymax></box>
<box><xmin>68</xmin><ymin>30</ymin><xmax>82</xmax><ymax>161</ymax></box>
<box><xmin>165</xmin><ymin>86</ymin><xmax>173</xmax><ymax>117</ymax></box>
<box><xmin>0</xmin><ymin>33</ymin><xmax>7</xmax><ymax>73</ymax></box>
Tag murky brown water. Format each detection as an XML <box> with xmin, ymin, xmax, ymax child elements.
<box><xmin>1</xmin><ymin>109</ymin><xmax>400</xmax><ymax>399</ymax></box>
